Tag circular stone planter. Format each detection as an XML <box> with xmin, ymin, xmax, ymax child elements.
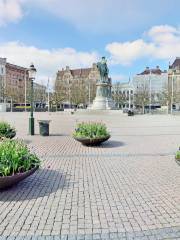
<box><xmin>74</xmin><ymin>135</ymin><xmax>110</xmax><ymax>146</ymax></box>
<box><xmin>0</xmin><ymin>131</ymin><xmax>16</xmax><ymax>140</ymax></box>
<box><xmin>7</xmin><ymin>130</ymin><xmax>16</xmax><ymax>139</ymax></box>
<box><xmin>0</xmin><ymin>166</ymin><xmax>39</xmax><ymax>190</ymax></box>
<box><xmin>175</xmin><ymin>157</ymin><xmax>180</xmax><ymax>166</ymax></box>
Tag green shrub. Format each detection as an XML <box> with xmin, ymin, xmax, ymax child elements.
<box><xmin>73</xmin><ymin>122</ymin><xmax>110</xmax><ymax>139</ymax></box>
<box><xmin>0</xmin><ymin>140</ymin><xmax>41</xmax><ymax>176</ymax></box>
<box><xmin>0</xmin><ymin>122</ymin><xmax>16</xmax><ymax>139</ymax></box>
<box><xmin>175</xmin><ymin>150</ymin><xmax>180</xmax><ymax>160</ymax></box>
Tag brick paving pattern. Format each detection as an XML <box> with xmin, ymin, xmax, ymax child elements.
<box><xmin>0</xmin><ymin>112</ymin><xmax>180</xmax><ymax>240</ymax></box>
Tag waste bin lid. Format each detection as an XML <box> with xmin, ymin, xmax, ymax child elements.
<box><xmin>37</xmin><ymin>120</ymin><xmax>51</xmax><ymax>123</ymax></box>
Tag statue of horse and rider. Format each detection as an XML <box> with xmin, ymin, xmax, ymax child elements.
<box><xmin>97</xmin><ymin>57</ymin><xmax>109</xmax><ymax>83</ymax></box>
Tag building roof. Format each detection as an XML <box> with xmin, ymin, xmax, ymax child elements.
<box><xmin>6</xmin><ymin>62</ymin><xmax>27</xmax><ymax>71</ymax></box>
<box><xmin>138</xmin><ymin>66</ymin><xmax>166</xmax><ymax>75</ymax></box>
<box><xmin>70</xmin><ymin>68</ymin><xmax>91</xmax><ymax>77</ymax></box>
<box><xmin>169</xmin><ymin>57</ymin><xmax>180</xmax><ymax>69</ymax></box>
<box><xmin>58</xmin><ymin>66</ymin><xmax>94</xmax><ymax>78</ymax></box>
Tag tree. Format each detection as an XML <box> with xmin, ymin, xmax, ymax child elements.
<box><xmin>71</xmin><ymin>80</ymin><xmax>87</xmax><ymax>107</ymax></box>
<box><xmin>134</xmin><ymin>83</ymin><xmax>149</xmax><ymax>114</ymax></box>
<box><xmin>54</xmin><ymin>80</ymin><xmax>67</xmax><ymax>108</ymax></box>
<box><xmin>157</xmin><ymin>84</ymin><xmax>171</xmax><ymax>110</ymax></box>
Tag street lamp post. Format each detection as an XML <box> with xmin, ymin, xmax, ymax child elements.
<box><xmin>28</xmin><ymin>64</ymin><xmax>37</xmax><ymax>135</ymax></box>
<box><xmin>128</xmin><ymin>90</ymin><xmax>131</xmax><ymax>109</ymax></box>
<box><xmin>149</xmin><ymin>70</ymin><xmax>152</xmax><ymax>114</ymax></box>
<box><xmin>24</xmin><ymin>69</ymin><xmax>27</xmax><ymax>112</ymax></box>
<box><xmin>88</xmin><ymin>81</ymin><xmax>91</xmax><ymax>106</ymax></box>
<box><xmin>171</xmin><ymin>70</ymin><xmax>175</xmax><ymax>114</ymax></box>
<box><xmin>68</xmin><ymin>80</ymin><xmax>71</xmax><ymax>109</ymax></box>
<box><xmin>9</xmin><ymin>96</ymin><xmax>13</xmax><ymax>112</ymax></box>
<box><xmin>47</xmin><ymin>78</ymin><xmax>50</xmax><ymax>112</ymax></box>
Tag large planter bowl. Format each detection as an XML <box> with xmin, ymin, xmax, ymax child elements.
<box><xmin>0</xmin><ymin>166</ymin><xmax>39</xmax><ymax>190</ymax></box>
<box><xmin>0</xmin><ymin>130</ymin><xmax>16</xmax><ymax>140</ymax></box>
<box><xmin>6</xmin><ymin>130</ymin><xmax>16</xmax><ymax>139</ymax></box>
<box><xmin>74</xmin><ymin>135</ymin><xmax>110</xmax><ymax>146</ymax></box>
<box><xmin>175</xmin><ymin>157</ymin><xmax>180</xmax><ymax>166</ymax></box>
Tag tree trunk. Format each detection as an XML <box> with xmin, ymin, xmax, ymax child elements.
<box><xmin>142</xmin><ymin>105</ymin><xmax>145</xmax><ymax>114</ymax></box>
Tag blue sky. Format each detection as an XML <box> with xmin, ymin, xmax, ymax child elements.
<box><xmin>0</xmin><ymin>0</ymin><xmax>180</xmax><ymax>86</ymax></box>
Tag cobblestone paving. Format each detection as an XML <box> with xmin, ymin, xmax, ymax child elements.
<box><xmin>0</xmin><ymin>112</ymin><xmax>180</xmax><ymax>240</ymax></box>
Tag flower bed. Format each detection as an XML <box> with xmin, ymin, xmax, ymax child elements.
<box><xmin>175</xmin><ymin>150</ymin><xmax>180</xmax><ymax>166</ymax></box>
<box><xmin>0</xmin><ymin>122</ymin><xmax>16</xmax><ymax>139</ymax></box>
<box><xmin>73</xmin><ymin>122</ymin><xmax>110</xmax><ymax>146</ymax></box>
<box><xmin>0</xmin><ymin>140</ymin><xmax>40</xmax><ymax>189</ymax></box>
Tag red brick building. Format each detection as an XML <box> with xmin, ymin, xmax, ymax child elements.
<box><xmin>0</xmin><ymin>57</ymin><xmax>29</xmax><ymax>103</ymax></box>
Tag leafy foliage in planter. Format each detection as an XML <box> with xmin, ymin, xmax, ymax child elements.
<box><xmin>73</xmin><ymin>122</ymin><xmax>110</xmax><ymax>139</ymax></box>
<box><xmin>175</xmin><ymin>150</ymin><xmax>180</xmax><ymax>160</ymax></box>
<box><xmin>0</xmin><ymin>122</ymin><xmax>16</xmax><ymax>139</ymax></box>
<box><xmin>0</xmin><ymin>140</ymin><xmax>41</xmax><ymax>177</ymax></box>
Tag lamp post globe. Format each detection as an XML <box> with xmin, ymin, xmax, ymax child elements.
<box><xmin>28</xmin><ymin>64</ymin><xmax>37</xmax><ymax>135</ymax></box>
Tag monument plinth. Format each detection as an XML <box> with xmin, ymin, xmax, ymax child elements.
<box><xmin>91</xmin><ymin>57</ymin><xmax>115</xmax><ymax>110</ymax></box>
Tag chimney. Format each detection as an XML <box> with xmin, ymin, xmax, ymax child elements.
<box><xmin>146</xmin><ymin>67</ymin><xmax>149</xmax><ymax>70</ymax></box>
<box><xmin>66</xmin><ymin>66</ymin><xmax>70</xmax><ymax>71</ymax></box>
<box><xmin>156</xmin><ymin>66</ymin><xmax>159</xmax><ymax>69</ymax></box>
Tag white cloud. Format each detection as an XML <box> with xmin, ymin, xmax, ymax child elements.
<box><xmin>106</xmin><ymin>40</ymin><xmax>155</xmax><ymax>65</ymax></box>
<box><xmin>0</xmin><ymin>0</ymin><xmax>25</xmax><ymax>26</ymax></box>
<box><xmin>1</xmin><ymin>0</ymin><xmax>180</xmax><ymax>35</ymax></box>
<box><xmin>0</xmin><ymin>41</ymin><xmax>99</xmax><ymax>86</ymax></box>
<box><xmin>106</xmin><ymin>25</ymin><xmax>180</xmax><ymax>65</ymax></box>
<box><xmin>0</xmin><ymin>0</ymin><xmax>175</xmax><ymax>33</ymax></box>
<box><xmin>25</xmin><ymin>0</ymin><xmax>179</xmax><ymax>33</ymax></box>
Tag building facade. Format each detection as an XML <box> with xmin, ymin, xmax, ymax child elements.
<box><xmin>133</xmin><ymin>66</ymin><xmax>168</xmax><ymax>94</ymax></box>
<box><xmin>0</xmin><ymin>58</ymin><xmax>47</xmax><ymax>109</ymax></box>
<box><xmin>0</xmin><ymin>58</ymin><xmax>6</xmax><ymax>102</ymax></box>
<box><xmin>168</xmin><ymin>57</ymin><xmax>180</xmax><ymax>110</ymax></box>
<box><xmin>112</xmin><ymin>81</ymin><xmax>134</xmax><ymax>109</ymax></box>
<box><xmin>33</xmin><ymin>82</ymin><xmax>47</xmax><ymax>108</ymax></box>
<box><xmin>132</xmin><ymin>66</ymin><xmax>168</xmax><ymax>110</ymax></box>
<box><xmin>54</xmin><ymin>64</ymin><xmax>100</xmax><ymax>108</ymax></box>
<box><xmin>0</xmin><ymin>57</ymin><xmax>29</xmax><ymax>104</ymax></box>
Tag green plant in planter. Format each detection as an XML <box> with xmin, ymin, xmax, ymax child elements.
<box><xmin>175</xmin><ymin>150</ymin><xmax>180</xmax><ymax>160</ymax></box>
<box><xmin>0</xmin><ymin>122</ymin><xmax>16</xmax><ymax>139</ymax></box>
<box><xmin>73</xmin><ymin>122</ymin><xmax>110</xmax><ymax>139</ymax></box>
<box><xmin>0</xmin><ymin>140</ymin><xmax>41</xmax><ymax>177</ymax></box>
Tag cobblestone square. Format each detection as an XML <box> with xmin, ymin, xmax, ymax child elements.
<box><xmin>0</xmin><ymin>112</ymin><xmax>180</xmax><ymax>239</ymax></box>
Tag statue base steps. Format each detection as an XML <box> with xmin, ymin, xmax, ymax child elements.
<box><xmin>91</xmin><ymin>97</ymin><xmax>116</xmax><ymax>110</ymax></box>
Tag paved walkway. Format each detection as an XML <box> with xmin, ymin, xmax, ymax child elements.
<box><xmin>0</xmin><ymin>112</ymin><xmax>180</xmax><ymax>240</ymax></box>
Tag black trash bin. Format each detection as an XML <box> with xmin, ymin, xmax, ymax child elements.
<box><xmin>128</xmin><ymin>110</ymin><xmax>134</xmax><ymax>116</ymax></box>
<box><xmin>38</xmin><ymin>120</ymin><xmax>51</xmax><ymax>136</ymax></box>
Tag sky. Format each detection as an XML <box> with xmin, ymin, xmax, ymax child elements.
<box><xmin>0</xmin><ymin>0</ymin><xmax>180</xmax><ymax>87</ymax></box>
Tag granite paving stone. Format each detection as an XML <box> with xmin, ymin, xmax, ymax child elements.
<box><xmin>0</xmin><ymin>112</ymin><xmax>180</xmax><ymax>239</ymax></box>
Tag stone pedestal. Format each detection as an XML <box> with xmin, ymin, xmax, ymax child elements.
<box><xmin>91</xmin><ymin>82</ymin><xmax>115</xmax><ymax>110</ymax></box>
<box><xmin>0</xmin><ymin>103</ymin><xmax>7</xmax><ymax>112</ymax></box>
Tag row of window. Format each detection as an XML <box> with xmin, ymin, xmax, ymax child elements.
<box><xmin>112</xmin><ymin>90</ymin><xmax>133</xmax><ymax>95</ymax></box>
